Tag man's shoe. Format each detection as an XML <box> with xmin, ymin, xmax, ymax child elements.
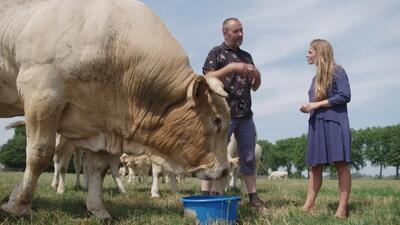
<box><xmin>250</xmin><ymin>196</ymin><xmax>267</xmax><ymax>210</ymax></box>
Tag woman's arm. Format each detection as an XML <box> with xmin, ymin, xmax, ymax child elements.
<box><xmin>300</xmin><ymin>99</ymin><xmax>330</xmax><ymax>113</ymax></box>
<box><xmin>327</xmin><ymin>68</ymin><xmax>351</xmax><ymax>106</ymax></box>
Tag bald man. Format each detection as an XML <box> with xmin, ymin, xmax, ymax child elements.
<box><xmin>201</xmin><ymin>18</ymin><xmax>265</xmax><ymax>210</ymax></box>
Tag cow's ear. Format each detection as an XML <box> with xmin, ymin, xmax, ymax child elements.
<box><xmin>187</xmin><ymin>76</ymin><xmax>208</xmax><ymax>107</ymax></box>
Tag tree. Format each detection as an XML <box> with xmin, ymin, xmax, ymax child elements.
<box><xmin>364</xmin><ymin>127</ymin><xmax>390</xmax><ymax>179</ymax></box>
<box><xmin>387</xmin><ymin>125</ymin><xmax>400</xmax><ymax>178</ymax></box>
<box><xmin>0</xmin><ymin>126</ymin><xmax>27</xmax><ymax>169</ymax></box>
<box><xmin>273</xmin><ymin>138</ymin><xmax>296</xmax><ymax>175</ymax></box>
<box><xmin>350</xmin><ymin>128</ymin><xmax>366</xmax><ymax>171</ymax></box>
<box><xmin>290</xmin><ymin>135</ymin><xmax>307</xmax><ymax>178</ymax></box>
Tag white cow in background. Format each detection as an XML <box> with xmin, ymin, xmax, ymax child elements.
<box><xmin>120</xmin><ymin>153</ymin><xmax>152</xmax><ymax>184</ymax></box>
<box><xmin>120</xmin><ymin>153</ymin><xmax>182</xmax><ymax>198</ymax></box>
<box><xmin>51</xmin><ymin>135</ymin><xmax>84</xmax><ymax>194</ymax></box>
<box><xmin>52</xmin><ymin>137</ymin><xmax>127</xmax><ymax>194</ymax></box>
<box><xmin>228</xmin><ymin>140</ymin><xmax>263</xmax><ymax>193</ymax></box>
<box><xmin>211</xmin><ymin>135</ymin><xmax>263</xmax><ymax>195</ymax></box>
<box><xmin>268</xmin><ymin>171</ymin><xmax>288</xmax><ymax>180</ymax></box>
<box><xmin>150</xmin><ymin>163</ymin><xmax>178</xmax><ymax>197</ymax></box>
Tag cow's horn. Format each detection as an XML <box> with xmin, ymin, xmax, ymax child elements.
<box><xmin>205</xmin><ymin>76</ymin><xmax>228</xmax><ymax>97</ymax></box>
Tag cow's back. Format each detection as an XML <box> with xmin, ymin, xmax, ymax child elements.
<box><xmin>0</xmin><ymin>0</ymin><xmax>195</xmax><ymax>137</ymax></box>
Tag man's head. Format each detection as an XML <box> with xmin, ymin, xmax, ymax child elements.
<box><xmin>222</xmin><ymin>18</ymin><xmax>243</xmax><ymax>49</ymax></box>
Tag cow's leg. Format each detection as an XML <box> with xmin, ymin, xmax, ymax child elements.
<box><xmin>57</xmin><ymin>147</ymin><xmax>73</xmax><ymax>194</ymax></box>
<box><xmin>52</xmin><ymin>154</ymin><xmax>61</xmax><ymax>189</ymax></box>
<box><xmin>169</xmin><ymin>172</ymin><xmax>178</xmax><ymax>194</ymax></box>
<box><xmin>82</xmin><ymin>152</ymin><xmax>89</xmax><ymax>190</ymax></box>
<box><xmin>151</xmin><ymin>163</ymin><xmax>161</xmax><ymax>197</ymax></box>
<box><xmin>51</xmin><ymin>135</ymin><xmax>65</xmax><ymax>189</ymax></box>
<box><xmin>86</xmin><ymin>151</ymin><xmax>111</xmax><ymax>220</ymax></box>
<box><xmin>109</xmin><ymin>155</ymin><xmax>126</xmax><ymax>194</ymax></box>
<box><xmin>229</xmin><ymin>167</ymin><xmax>240</xmax><ymax>192</ymax></box>
<box><xmin>127</xmin><ymin>167</ymin><xmax>135</xmax><ymax>184</ymax></box>
<box><xmin>1</xmin><ymin>68</ymin><xmax>63</xmax><ymax>216</ymax></box>
<box><xmin>73</xmin><ymin>149</ymin><xmax>82</xmax><ymax>190</ymax></box>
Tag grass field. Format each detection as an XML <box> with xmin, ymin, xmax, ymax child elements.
<box><xmin>0</xmin><ymin>172</ymin><xmax>399</xmax><ymax>225</ymax></box>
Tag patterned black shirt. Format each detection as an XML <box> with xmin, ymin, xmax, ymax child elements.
<box><xmin>203</xmin><ymin>43</ymin><xmax>254</xmax><ymax>118</ymax></box>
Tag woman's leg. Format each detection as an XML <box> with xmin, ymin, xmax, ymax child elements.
<box><xmin>335</xmin><ymin>162</ymin><xmax>351</xmax><ymax>218</ymax></box>
<box><xmin>303</xmin><ymin>165</ymin><xmax>324</xmax><ymax>213</ymax></box>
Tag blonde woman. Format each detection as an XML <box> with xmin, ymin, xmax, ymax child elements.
<box><xmin>300</xmin><ymin>39</ymin><xmax>352</xmax><ymax>218</ymax></box>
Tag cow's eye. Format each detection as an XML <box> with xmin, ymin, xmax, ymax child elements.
<box><xmin>213</xmin><ymin>116</ymin><xmax>222</xmax><ymax>132</ymax></box>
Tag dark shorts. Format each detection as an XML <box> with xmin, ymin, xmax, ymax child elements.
<box><xmin>228</xmin><ymin>117</ymin><xmax>257</xmax><ymax>175</ymax></box>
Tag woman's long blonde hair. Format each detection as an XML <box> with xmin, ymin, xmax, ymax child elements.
<box><xmin>311</xmin><ymin>39</ymin><xmax>335</xmax><ymax>101</ymax></box>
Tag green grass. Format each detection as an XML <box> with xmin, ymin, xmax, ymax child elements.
<box><xmin>0</xmin><ymin>172</ymin><xmax>399</xmax><ymax>224</ymax></box>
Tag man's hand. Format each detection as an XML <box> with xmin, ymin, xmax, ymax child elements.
<box><xmin>229</xmin><ymin>63</ymin><xmax>260</xmax><ymax>87</ymax></box>
<box><xmin>229</xmin><ymin>63</ymin><xmax>256</xmax><ymax>78</ymax></box>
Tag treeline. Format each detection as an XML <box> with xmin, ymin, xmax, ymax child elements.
<box><xmin>1</xmin><ymin>124</ymin><xmax>399</xmax><ymax>179</ymax></box>
<box><xmin>257</xmin><ymin>124</ymin><xmax>400</xmax><ymax>179</ymax></box>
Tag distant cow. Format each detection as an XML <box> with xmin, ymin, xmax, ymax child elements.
<box><xmin>51</xmin><ymin>135</ymin><xmax>84</xmax><ymax>194</ymax></box>
<box><xmin>120</xmin><ymin>153</ymin><xmax>152</xmax><ymax>184</ymax></box>
<box><xmin>52</xmin><ymin>135</ymin><xmax>127</xmax><ymax>194</ymax></box>
<box><xmin>268</xmin><ymin>171</ymin><xmax>288</xmax><ymax>180</ymax></box>
<box><xmin>0</xmin><ymin>0</ymin><xmax>230</xmax><ymax>219</ymax></box>
<box><xmin>120</xmin><ymin>153</ymin><xmax>183</xmax><ymax>198</ymax></box>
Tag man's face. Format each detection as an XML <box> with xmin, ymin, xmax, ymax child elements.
<box><xmin>224</xmin><ymin>20</ymin><xmax>243</xmax><ymax>48</ymax></box>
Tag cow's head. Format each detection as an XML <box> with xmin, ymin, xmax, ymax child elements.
<box><xmin>149</xmin><ymin>76</ymin><xmax>230</xmax><ymax>180</ymax></box>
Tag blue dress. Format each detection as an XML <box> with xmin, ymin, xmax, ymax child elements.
<box><xmin>306</xmin><ymin>65</ymin><xmax>352</xmax><ymax>167</ymax></box>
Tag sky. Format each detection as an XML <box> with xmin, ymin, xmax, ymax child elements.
<box><xmin>0</xmin><ymin>0</ymin><xmax>399</xmax><ymax>176</ymax></box>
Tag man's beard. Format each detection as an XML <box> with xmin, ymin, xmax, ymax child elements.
<box><xmin>234</xmin><ymin>39</ymin><xmax>242</xmax><ymax>48</ymax></box>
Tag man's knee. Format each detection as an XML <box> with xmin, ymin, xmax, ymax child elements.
<box><xmin>240</xmin><ymin>158</ymin><xmax>256</xmax><ymax>175</ymax></box>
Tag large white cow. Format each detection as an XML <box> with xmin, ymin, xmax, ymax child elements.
<box><xmin>0</xmin><ymin>0</ymin><xmax>230</xmax><ymax>219</ymax></box>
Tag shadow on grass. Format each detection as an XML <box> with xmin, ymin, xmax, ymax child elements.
<box><xmin>0</xmin><ymin>193</ymin><xmax>186</xmax><ymax>224</ymax></box>
<box><xmin>266</xmin><ymin>198</ymin><xmax>303</xmax><ymax>208</ymax></box>
<box><xmin>327</xmin><ymin>198</ymin><xmax>372</xmax><ymax>216</ymax></box>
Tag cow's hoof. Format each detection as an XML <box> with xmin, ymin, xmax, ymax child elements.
<box><xmin>56</xmin><ymin>188</ymin><xmax>65</xmax><ymax>195</ymax></box>
<box><xmin>1</xmin><ymin>201</ymin><xmax>31</xmax><ymax>217</ymax></box>
<box><xmin>151</xmin><ymin>192</ymin><xmax>160</xmax><ymax>198</ymax></box>
<box><xmin>87</xmin><ymin>208</ymin><xmax>112</xmax><ymax>221</ymax></box>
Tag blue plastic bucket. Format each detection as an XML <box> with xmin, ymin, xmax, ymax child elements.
<box><xmin>181</xmin><ymin>195</ymin><xmax>240</xmax><ymax>225</ymax></box>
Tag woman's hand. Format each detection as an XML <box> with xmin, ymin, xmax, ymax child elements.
<box><xmin>300</xmin><ymin>102</ymin><xmax>319</xmax><ymax>113</ymax></box>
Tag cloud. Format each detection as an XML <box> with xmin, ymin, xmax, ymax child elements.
<box><xmin>227</xmin><ymin>0</ymin><xmax>399</xmax><ymax>69</ymax></box>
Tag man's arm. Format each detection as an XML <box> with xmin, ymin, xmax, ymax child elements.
<box><xmin>204</xmin><ymin>63</ymin><xmax>235</xmax><ymax>80</ymax></box>
<box><xmin>205</xmin><ymin>62</ymin><xmax>261</xmax><ymax>91</ymax></box>
<box><xmin>250</xmin><ymin>67</ymin><xmax>261</xmax><ymax>91</ymax></box>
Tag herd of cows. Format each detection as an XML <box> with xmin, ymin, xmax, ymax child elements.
<box><xmin>0</xmin><ymin>0</ymin><xmax>287</xmax><ymax>220</ymax></box>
